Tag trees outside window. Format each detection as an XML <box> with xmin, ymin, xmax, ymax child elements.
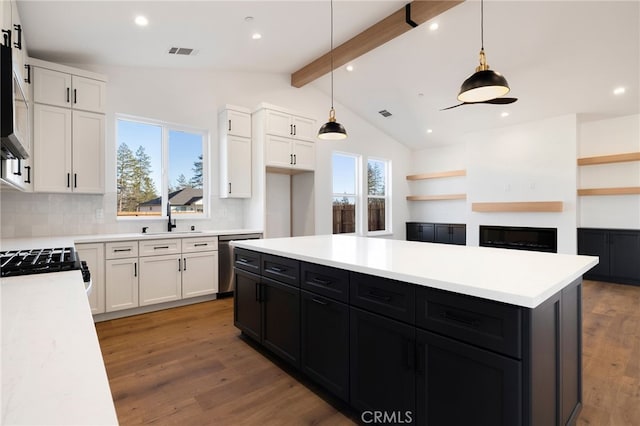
<box><xmin>332</xmin><ymin>153</ymin><xmax>358</xmax><ymax>234</ymax></box>
<box><xmin>367</xmin><ymin>159</ymin><xmax>389</xmax><ymax>233</ymax></box>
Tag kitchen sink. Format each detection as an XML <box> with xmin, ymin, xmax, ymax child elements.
<box><xmin>140</xmin><ymin>231</ymin><xmax>204</xmax><ymax>236</ymax></box>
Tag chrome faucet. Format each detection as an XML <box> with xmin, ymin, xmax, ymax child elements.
<box><xmin>167</xmin><ymin>202</ymin><xmax>176</xmax><ymax>232</ymax></box>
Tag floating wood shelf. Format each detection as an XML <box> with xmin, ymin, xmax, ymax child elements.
<box><xmin>577</xmin><ymin>152</ymin><xmax>640</xmax><ymax>166</ymax></box>
<box><xmin>577</xmin><ymin>187</ymin><xmax>640</xmax><ymax>196</ymax></box>
<box><xmin>406</xmin><ymin>169</ymin><xmax>466</xmax><ymax>180</ymax></box>
<box><xmin>406</xmin><ymin>194</ymin><xmax>467</xmax><ymax>201</ymax></box>
<box><xmin>472</xmin><ymin>201</ymin><xmax>564</xmax><ymax>213</ymax></box>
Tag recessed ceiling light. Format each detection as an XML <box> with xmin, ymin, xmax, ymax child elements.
<box><xmin>501</xmin><ymin>112</ymin><xmax>510</xmax><ymax>118</ymax></box>
<box><xmin>134</xmin><ymin>15</ymin><xmax>148</xmax><ymax>26</ymax></box>
<box><xmin>346</xmin><ymin>65</ymin><xmax>354</xmax><ymax>72</ymax></box>
<box><xmin>613</xmin><ymin>87</ymin><xmax>626</xmax><ymax>95</ymax></box>
<box><xmin>252</xmin><ymin>33</ymin><xmax>262</xmax><ymax>40</ymax></box>
<box><xmin>418</xmin><ymin>93</ymin><xmax>424</xmax><ymax>97</ymax></box>
<box><xmin>426</xmin><ymin>129</ymin><xmax>433</xmax><ymax>134</ymax></box>
<box><xmin>244</xmin><ymin>16</ymin><xmax>254</xmax><ymax>22</ymax></box>
<box><xmin>429</xmin><ymin>22</ymin><xmax>439</xmax><ymax>31</ymax></box>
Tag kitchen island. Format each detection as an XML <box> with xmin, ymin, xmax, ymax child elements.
<box><xmin>231</xmin><ymin>235</ymin><xmax>598</xmax><ymax>426</ymax></box>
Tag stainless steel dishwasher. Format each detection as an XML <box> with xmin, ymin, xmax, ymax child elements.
<box><xmin>218</xmin><ymin>233</ymin><xmax>262</xmax><ymax>296</ymax></box>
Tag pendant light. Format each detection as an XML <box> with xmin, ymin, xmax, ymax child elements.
<box><xmin>457</xmin><ymin>0</ymin><xmax>512</xmax><ymax>103</ymax></box>
<box><xmin>318</xmin><ymin>0</ymin><xmax>347</xmax><ymax>140</ymax></box>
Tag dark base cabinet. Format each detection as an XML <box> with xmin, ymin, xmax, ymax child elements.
<box><xmin>578</xmin><ymin>228</ymin><xmax>640</xmax><ymax>285</ymax></box>
<box><xmin>234</xmin><ymin>249</ymin><xmax>583</xmax><ymax>426</ymax></box>
<box><xmin>407</xmin><ymin>222</ymin><xmax>466</xmax><ymax>245</ymax></box>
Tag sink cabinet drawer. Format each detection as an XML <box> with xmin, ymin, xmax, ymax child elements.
<box><xmin>234</xmin><ymin>248</ymin><xmax>261</xmax><ymax>274</ymax></box>
<box><xmin>182</xmin><ymin>236</ymin><xmax>218</xmax><ymax>253</ymax></box>
<box><xmin>350</xmin><ymin>272</ymin><xmax>415</xmax><ymax>323</ymax></box>
<box><xmin>139</xmin><ymin>239</ymin><xmax>181</xmax><ymax>257</ymax></box>
<box><xmin>105</xmin><ymin>241</ymin><xmax>138</xmax><ymax>259</ymax></box>
<box><xmin>301</xmin><ymin>262</ymin><xmax>349</xmax><ymax>303</ymax></box>
<box><xmin>262</xmin><ymin>254</ymin><xmax>300</xmax><ymax>287</ymax></box>
<box><xmin>416</xmin><ymin>287</ymin><xmax>522</xmax><ymax>359</ymax></box>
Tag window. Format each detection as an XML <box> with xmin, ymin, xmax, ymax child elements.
<box><xmin>116</xmin><ymin>116</ymin><xmax>207</xmax><ymax>218</ymax></box>
<box><xmin>332</xmin><ymin>153</ymin><xmax>359</xmax><ymax>234</ymax></box>
<box><xmin>367</xmin><ymin>158</ymin><xmax>390</xmax><ymax>233</ymax></box>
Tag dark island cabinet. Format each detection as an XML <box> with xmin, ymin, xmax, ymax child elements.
<box><xmin>578</xmin><ymin>228</ymin><xmax>640</xmax><ymax>285</ymax></box>
<box><xmin>350</xmin><ymin>307</ymin><xmax>416</xmax><ymax>418</ymax></box>
<box><xmin>407</xmin><ymin>222</ymin><xmax>466</xmax><ymax>245</ymax></box>
<box><xmin>300</xmin><ymin>290</ymin><xmax>349</xmax><ymax>401</ymax></box>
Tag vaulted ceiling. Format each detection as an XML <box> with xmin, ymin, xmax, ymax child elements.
<box><xmin>17</xmin><ymin>1</ymin><xmax>640</xmax><ymax>149</ymax></box>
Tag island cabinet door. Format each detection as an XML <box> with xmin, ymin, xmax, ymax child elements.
<box><xmin>577</xmin><ymin>229</ymin><xmax>610</xmax><ymax>278</ymax></box>
<box><xmin>300</xmin><ymin>290</ymin><xmax>349</xmax><ymax>402</ymax></box>
<box><xmin>262</xmin><ymin>277</ymin><xmax>301</xmax><ymax>368</ymax></box>
<box><xmin>350</xmin><ymin>307</ymin><xmax>416</xmax><ymax>420</ymax></box>
<box><xmin>233</xmin><ymin>269</ymin><xmax>262</xmax><ymax>342</ymax></box>
<box><xmin>415</xmin><ymin>329</ymin><xmax>522</xmax><ymax>426</ymax></box>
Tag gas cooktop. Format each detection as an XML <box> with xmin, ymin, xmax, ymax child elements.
<box><xmin>0</xmin><ymin>247</ymin><xmax>82</xmax><ymax>278</ymax></box>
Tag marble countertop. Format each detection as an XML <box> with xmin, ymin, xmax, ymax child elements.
<box><xmin>232</xmin><ymin>235</ymin><xmax>599</xmax><ymax>308</ymax></box>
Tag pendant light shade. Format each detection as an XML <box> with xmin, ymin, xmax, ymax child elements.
<box><xmin>318</xmin><ymin>0</ymin><xmax>347</xmax><ymax>140</ymax></box>
<box><xmin>456</xmin><ymin>0</ymin><xmax>513</xmax><ymax>104</ymax></box>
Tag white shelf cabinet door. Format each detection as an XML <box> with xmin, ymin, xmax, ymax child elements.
<box><xmin>224</xmin><ymin>135</ymin><xmax>252</xmax><ymax>198</ymax></box>
<box><xmin>292</xmin><ymin>141</ymin><xmax>315</xmax><ymax>171</ymax></box>
<box><xmin>105</xmin><ymin>258</ymin><xmax>139</xmax><ymax>312</ymax></box>
<box><xmin>225</xmin><ymin>109</ymin><xmax>251</xmax><ymax>138</ymax></box>
<box><xmin>265</xmin><ymin>109</ymin><xmax>294</xmax><ymax>137</ymax></box>
<box><xmin>182</xmin><ymin>251</ymin><xmax>219</xmax><ymax>298</ymax></box>
<box><xmin>72</xmin><ymin>110</ymin><xmax>105</xmax><ymax>194</ymax></box>
<box><xmin>76</xmin><ymin>243</ymin><xmax>105</xmax><ymax>315</ymax></box>
<box><xmin>291</xmin><ymin>115</ymin><xmax>316</xmax><ymax>142</ymax></box>
<box><xmin>71</xmin><ymin>76</ymin><xmax>107</xmax><ymax>113</ymax></box>
<box><xmin>33</xmin><ymin>104</ymin><xmax>72</xmax><ymax>193</ymax></box>
<box><xmin>139</xmin><ymin>254</ymin><xmax>182</xmax><ymax>306</ymax></box>
<box><xmin>33</xmin><ymin>67</ymin><xmax>72</xmax><ymax>108</ymax></box>
<box><xmin>265</xmin><ymin>135</ymin><xmax>294</xmax><ymax>169</ymax></box>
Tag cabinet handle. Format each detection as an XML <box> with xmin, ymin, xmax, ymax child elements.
<box><xmin>293</xmin><ymin>124</ymin><xmax>296</xmax><ymax>135</ymax></box>
<box><xmin>24</xmin><ymin>166</ymin><xmax>31</xmax><ymax>183</ymax></box>
<box><xmin>238</xmin><ymin>257</ymin><xmax>251</xmax><ymax>264</ymax></box>
<box><xmin>74</xmin><ymin>173</ymin><xmax>77</xmax><ymax>188</ymax></box>
<box><xmin>67</xmin><ymin>173</ymin><xmax>70</xmax><ymax>188</ymax></box>
<box><xmin>290</xmin><ymin>124</ymin><xmax>293</xmax><ymax>135</ymax></box>
<box><xmin>194</xmin><ymin>243</ymin><xmax>208</xmax><ymax>247</ymax></box>
<box><xmin>66</xmin><ymin>88</ymin><xmax>70</xmax><ymax>103</ymax></box>
<box><xmin>311</xmin><ymin>277</ymin><xmax>332</xmax><ymax>286</ymax></box>
<box><xmin>440</xmin><ymin>311</ymin><xmax>481</xmax><ymax>328</ymax></box>
<box><xmin>114</xmin><ymin>248</ymin><xmax>132</xmax><ymax>252</ymax></box>
<box><xmin>13</xmin><ymin>159</ymin><xmax>22</xmax><ymax>176</ymax></box>
<box><xmin>24</xmin><ymin>64</ymin><xmax>31</xmax><ymax>84</ymax></box>
<box><xmin>13</xmin><ymin>24</ymin><xmax>21</xmax><ymax>50</ymax></box>
<box><xmin>228</xmin><ymin>119</ymin><xmax>232</xmax><ymax>132</ymax></box>
<box><xmin>178</xmin><ymin>258</ymin><xmax>181</xmax><ymax>271</ymax></box>
<box><xmin>228</xmin><ymin>182</ymin><xmax>232</xmax><ymax>194</ymax></box>
<box><xmin>311</xmin><ymin>297</ymin><xmax>328</xmax><ymax>306</ymax></box>
<box><xmin>183</xmin><ymin>258</ymin><xmax>187</xmax><ymax>271</ymax></box>
<box><xmin>290</xmin><ymin>154</ymin><xmax>293</xmax><ymax>165</ymax></box>
<box><xmin>73</xmin><ymin>88</ymin><xmax>77</xmax><ymax>104</ymax></box>
<box><xmin>406</xmin><ymin>340</ymin><xmax>415</xmax><ymax>370</ymax></box>
<box><xmin>366</xmin><ymin>289</ymin><xmax>392</xmax><ymax>302</ymax></box>
<box><xmin>134</xmin><ymin>262</ymin><xmax>137</xmax><ymax>277</ymax></box>
<box><xmin>255</xmin><ymin>282</ymin><xmax>260</xmax><ymax>302</ymax></box>
<box><xmin>154</xmin><ymin>246</ymin><xmax>170</xmax><ymax>250</ymax></box>
<box><xmin>267</xmin><ymin>266</ymin><xmax>285</xmax><ymax>273</ymax></box>
<box><xmin>293</xmin><ymin>154</ymin><xmax>297</xmax><ymax>165</ymax></box>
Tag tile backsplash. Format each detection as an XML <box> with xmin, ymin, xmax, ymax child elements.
<box><xmin>0</xmin><ymin>191</ymin><xmax>245</xmax><ymax>238</ymax></box>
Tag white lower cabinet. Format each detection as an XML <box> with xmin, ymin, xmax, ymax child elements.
<box><xmin>139</xmin><ymin>254</ymin><xmax>182</xmax><ymax>306</ymax></box>
<box><xmin>75</xmin><ymin>243</ymin><xmax>105</xmax><ymax>314</ymax></box>
<box><xmin>105</xmin><ymin>258</ymin><xmax>139</xmax><ymax>312</ymax></box>
<box><xmin>182</xmin><ymin>251</ymin><xmax>219</xmax><ymax>298</ymax></box>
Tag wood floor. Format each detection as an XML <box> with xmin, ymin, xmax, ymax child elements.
<box><xmin>95</xmin><ymin>280</ymin><xmax>640</xmax><ymax>425</ymax></box>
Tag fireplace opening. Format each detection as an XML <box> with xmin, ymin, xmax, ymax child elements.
<box><xmin>479</xmin><ymin>225</ymin><xmax>558</xmax><ymax>253</ymax></box>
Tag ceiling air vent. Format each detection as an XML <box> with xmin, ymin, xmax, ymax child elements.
<box><xmin>378</xmin><ymin>109</ymin><xmax>392</xmax><ymax>118</ymax></box>
<box><xmin>168</xmin><ymin>47</ymin><xmax>195</xmax><ymax>56</ymax></box>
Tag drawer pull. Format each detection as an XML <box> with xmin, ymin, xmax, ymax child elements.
<box><xmin>194</xmin><ymin>243</ymin><xmax>208</xmax><ymax>247</ymax></box>
<box><xmin>311</xmin><ymin>297</ymin><xmax>328</xmax><ymax>306</ymax></box>
<box><xmin>367</xmin><ymin>290</ymin><xmax>392</xmax><ymax>302</ymax></box>
<box><xmin>440</xmin><ymin>311</ymin><xmax>481</xmax><ymax>328</ymax></box>
<box><xmin>238</xmin><ymin>258</ymin><xmax>252</xmax><ymax>264</ymax></box>
<box><xmin>311</xmin><ymin>277</ymin><xmax>332</xmax><ymax>286</ymax></box>
<box><xmin>113</xmin><ymin>248</ymin><xmax>132</xmax><ymax>252</ymax></box>
<box><xmin>267</xmin><ymin>266</ymin><xmax>285</xmax><ymax>273</ymax></box>
<box><xmin>154</xmin><ymin>246</ymin><xmax>170</xmax><ymax>250</ymax></box>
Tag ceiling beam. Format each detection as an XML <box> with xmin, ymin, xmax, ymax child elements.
<box><xmin>291</xmin><ymin>0</ymin><xmax>465</xmax><ymax>88</ymax></box>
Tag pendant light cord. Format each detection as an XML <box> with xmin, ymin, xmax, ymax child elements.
<box><xmin>480</xmin><ymin>0</ymin><xmax>484</xmax><ymax>50</ymax></box>
<box><xmin>330</xmin><ymin>0</ymin><xmax>335</xmax><ymax>109</ymax></box>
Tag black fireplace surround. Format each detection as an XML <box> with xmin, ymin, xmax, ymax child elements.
<box><xmin>479</xmin><ymin>225</ymin><xmax>558</xmax><ymax>253</ymax></box>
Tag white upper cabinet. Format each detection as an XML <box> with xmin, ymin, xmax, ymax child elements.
<box><xmin>265</xmin><ymin>109</ymin><xmax>315</xmax><ymax>142</ymax></box>
<box><xmin>33</xmin><ymin>67</ymin><xmax>106</xmax><ymax>113</ymax></box>
<box><xmin>219</xmin><ymin>106</ymin><xmax>252</xmax><ymax>198</ymax></box>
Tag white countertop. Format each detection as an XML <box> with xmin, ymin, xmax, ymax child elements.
<box><xmin>1</xmin><ymin>271</ymin><xmax>118</xmax><ymax>425</ymax></box>
<box><xmin>232</xmin><ymin>235</ymin><xmax>599</xmax><ymax>308</ymax></box>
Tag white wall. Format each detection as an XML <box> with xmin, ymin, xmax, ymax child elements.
<box><xmin>578</xmin><ymin>114</ymin><xmax>640</xmax><ymax>229</ymax></box>
<box><xmin>409</xmin><ymin>115</ymin><xmax>579</xmax><ymax>254</ymax></box>
<box><xmin>1</xmin><ymin>64</ymin><xmax>411</xmax><ymax>239</ymax></box>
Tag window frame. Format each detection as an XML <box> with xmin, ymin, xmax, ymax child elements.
<box><xmin>331</xmin><ymin>151</ymin><xmax>362</xmax><ymax>235</ymax></box>
<box><xmin>115</xmin><ymin>113</ymin><xmax>210</xmax><ymax>221</ymax></box>
<box><xmin>366</xmin><ymin>157</ymin><xmax>392</xmax><ymax>236</ymax></box>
